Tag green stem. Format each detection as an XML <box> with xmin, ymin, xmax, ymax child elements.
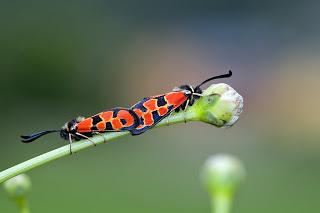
<box><xmin>211</xmin><ymin>193</ymin><xmax>232</xmax><ymax>213</ymax></box>
<box><xmin>0</xmin><ymin>109</ymin><xmax>198</xmax><ymax>184</ymax></box>
<box><xmin>16</xmin><ymin>198</ymin><xmax>30</xmax><ymax>213</ymax></box>
<box><xmin>0</xmin><ymin>83</ymin><xmax>243</xmax><ymax>184</ymax></box>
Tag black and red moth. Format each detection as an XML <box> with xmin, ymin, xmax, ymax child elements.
<box><xmin>21</xmin><ymin>108</ymin><xmax>140</xmax><ymax>152</ymax></box>
<box><xmin>21</xmin><ymin>71</ymin><xmax>232</xmax><ymax>150</ymax></box>
<box><xmin>129</xmin><ymin>70</ymin><xmax>232</xmax><ymax>135</ymax></box>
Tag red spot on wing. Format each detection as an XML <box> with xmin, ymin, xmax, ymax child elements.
<box><xmin>118</xmin><ymin>110</ymin><xmax>134</xmax><ymax>126</ymax></box>
<box><xmin>158</xmin><ymin>107</ymin><xmax>168</xmax><ymax>116</ymax></box>
<box><xmin>77</xmin><ymin>118</ymin><xmax>93</xmax><ymax>132</ymax></box>
<box><xmin>164</xmin><ymin>92</ymin><xmax>188</xmax><ymax>107</ymax></box>
<box><xmin>96</xmin><ymin>122</ymin><xmax>106</xmax><ymax>131</ymax></box>
<box><xmin>99</xmin><ymin>111</ymin><xmax>113</xmax><ymax>122</ymax></box>
<box><xmin>143</xmin><ymin>112</ymin><xmax>154</xmax><ymax>126</ymax></box>
<box><xmin>111</xmin><ymin>119</ymin><xmax>122</xmax><ymax>130</ymax></box>
<box><xmin>143</xmin><ymin>99</ymin><xmax>157</xmax><ymax>111</ymax></box>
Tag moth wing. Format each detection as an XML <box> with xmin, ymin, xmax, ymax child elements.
<box><xmin>130</xmin><ymin>92</ymin><xmax>188</xmax><ymax>135</ymax></box>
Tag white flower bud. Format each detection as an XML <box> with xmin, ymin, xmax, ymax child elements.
<box><xmin>198</xmin><ymin>83</ymin><xmax>243</xmax><ymax>127</ymax></box>
<box><xmin>201</xmin><ymin>154</ymin><xmax>246</xmax><ymax>195</ymax></box>
<box><xmin>3</xmin><ymin>174</ymin><xmax>31</xmax><ymax>199</ymax></box>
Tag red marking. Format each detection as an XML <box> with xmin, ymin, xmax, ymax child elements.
<box><xmin>111</xmin><ymin>119</ymin><xmax>122</xmax><ymax>130</ymax></box>
<box><xmin>143</xmin><ymin>99</ymin><xmax>157</xmax><ymax>111</ymax></box>
<box><xmin>143</xmin><ymin>112</ymin><xmax>154</xmax><ymax>126</ymax></box>
<box><xmin>118</xmin><ymin>110</ymin><xmax>134</xmax><ymax>126</ymax></box>
<box><xmin>158</xmin><ymin>107</ymin><xmax>168</xmax><ymax>116</ymax></box>
<box><xmin>96</xmin><ymin>122</ymin><xmax>106</xmax><ymax>131</ymax></box>
<box><xmin>165</xmin><ymin>92</ymin><xmax>187</xmax><ymax>107</ymax></box>
<box><xmin>99</xmin><ymin>111</ymin><xmax>113</xmax><ymax>122</ymax></box>
<box><xmin>77</xmin><ymin>118</ymin><xmax>93</xmax><ymax>132</ymax></box>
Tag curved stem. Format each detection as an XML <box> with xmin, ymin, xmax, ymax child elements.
<box><xmin>0</xmin><ymin>110</ymin><xmax>198</xmax><ymax>184</ymax></box>
<box><xmin>0</xmin><ymin>83</ymin><xmax>243</xmax><ymax>184</ymax></box>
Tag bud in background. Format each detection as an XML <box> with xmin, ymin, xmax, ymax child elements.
<box><xmin>3</xmin><ymin>174</ymin><xmax>31</xmax><ymax>213</ymax></box>
<box><xmin>201</xmin><ymin>154</ymin><xmax>246</xmax><ymax>213</ymax></box>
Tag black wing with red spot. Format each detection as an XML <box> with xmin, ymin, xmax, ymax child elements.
<box><xmin>130</xmin><ymin>91</ymin><xmax>188</xmax><ymax>135</ymax></box>
<box><xmin>76</xmin><ymin>107</ymin><xmax>140</xmax><ymax>133</ymax></box>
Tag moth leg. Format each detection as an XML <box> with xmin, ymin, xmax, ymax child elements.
<box><xmin>68</xmin><ymin>134</ymin><xmax>73</xmax><ymax>155</ymax></box>
<box><xmin>94</xmin><ymin>132</ymin><xmax>106</xmax><ymax>143</ymax></box>
<box><xmin>75</xmin><ymin>133</ymin><xmax>97</xmax><ymax>146</ymax></box>
<box><xmin>183</xmin><ymin>99</ymin><xmax>190</xmax><ymax>123</ymax></box>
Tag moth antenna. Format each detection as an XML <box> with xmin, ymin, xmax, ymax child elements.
<box><xmin>195</xmin><ymin>70</ymin><xmax>232</xmax><ymax>89</ymax></box>
<box><xmin>21</xmin><ymin>130</ymin><xmax>59</xmax><ymax>143</ymax></box>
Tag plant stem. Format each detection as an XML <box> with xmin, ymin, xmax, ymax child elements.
<box><xmin>0</xmin><ymin>83</ymin><xmax>243</xmax><ymax>184</ymax></box>
<box><xmin>16</xmin><ymin>198</ymin><xmax>30</xmax><ymax>213</ymax></box>
<box><xmin>211</xmin><ymin>194</ymin><xmax>232</xmax><ymax>213</ymax></box>
<box><xmin>0</xmin><ymin>109</ymin><xmax>197</xmax><ymax>184</ymax></box>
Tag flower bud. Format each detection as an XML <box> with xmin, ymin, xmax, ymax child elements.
<box><xmin>201</xmin><ymin>154</ymin><xmax>246</xmax><ymax>196</ymax></box>
<box><xmin>3</xmin><ymin>174</ymin><xmax>31</xmax><ymax>199</ymax></box>
<box><xmin>195</xmin><ymin>83</ymin><xmax>243</xmax><ymax>127</ymax></box>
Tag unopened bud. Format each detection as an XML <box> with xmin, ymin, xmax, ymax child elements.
<box><xmin>195</xmin><ymin>83</ymin><xmax>243</xmax><ymax>127</ymax></box>
<box><xmin>4</xmin><ymin>174</ymin><xmax>31</xmax><ymax>199</ymax></box>
<box><xmin>201</xmin><ymin>154</ymin><xmax>246</xmax><ymax>196</ymax></box>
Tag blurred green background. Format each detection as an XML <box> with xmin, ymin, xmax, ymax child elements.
<box><xmin>1</xmin><ymin>1</ymin><xmax>320</xmax><ymax>212</ymax></box>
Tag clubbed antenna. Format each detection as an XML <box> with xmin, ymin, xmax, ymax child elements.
<box><xmin>21</xmin><ymin>130</ymin><xmax>59</xmax><ymax>143</ymax></box>
<box><xmin>195</xmin><ymin>70</ymin><xmax>232</xmax><ymax>89</ymax></box>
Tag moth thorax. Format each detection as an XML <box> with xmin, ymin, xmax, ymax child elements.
<box><xmin>60</xmin><ymin>116</ymin><xmax>85</xmax><ymax>140</ymax></box>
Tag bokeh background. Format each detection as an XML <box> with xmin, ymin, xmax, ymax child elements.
<box><xmin>1</xmin><ymin>1</ymin><xmax>320</xmax><ymax>212</ymax></box>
